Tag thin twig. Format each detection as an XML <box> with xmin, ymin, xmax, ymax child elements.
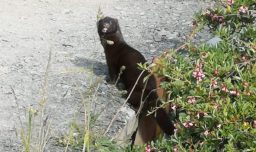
<box><xmin>115</xmin><ymin>66</ymin><xmax>126</xmax><ymax>86</ymax></box>
<box><xmin>104</xmin><ymin>70</ymin><xmax>146</xmax><ymax>135</ymax></box>
<box><xmin>135</xmin><ymin>77</ymin><xmax>150</xmax><ymax>117</ymax></box>
<box><xmin>136</xmin><ymin>87</ymin><xmax>161</xmax><ymax>117</ymax></box>
<box><xmin>41</xmin><ymin>119</ymin><xmax>51</xmax><ymax>151</ymax></box>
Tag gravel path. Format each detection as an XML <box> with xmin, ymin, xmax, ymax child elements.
<box><xmin>0</xmin><ymin>0</ymin><xmax>213</xmax><ymax>151</ymax></box>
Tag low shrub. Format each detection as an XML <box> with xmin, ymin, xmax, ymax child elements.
<box><xmin>137</xmin><ymin>0</ymin><xmax>256</xmax><ymax>151</ymax></box>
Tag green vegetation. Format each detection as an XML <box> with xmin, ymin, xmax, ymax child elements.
<box><xmin>136</xmin><ymin>0</ymin><xmax>256</xmax><ymax>151</ymax></box>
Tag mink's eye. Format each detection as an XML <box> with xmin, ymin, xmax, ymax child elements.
<box><xmin>104</xmin><ymin>23</ymin><xmax>110</xmax><ymax>28</ymax></box>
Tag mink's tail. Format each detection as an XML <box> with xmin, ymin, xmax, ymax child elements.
<box><xmin>155</xmin><ymin>108</ymin><xmax>175</xmax><ymax>136</ymax></box>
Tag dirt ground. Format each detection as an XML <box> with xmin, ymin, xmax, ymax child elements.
<box><xmin>0</xmin><ymin>0</ymin><xmax>214</xmax><ymax>151</ymax></box>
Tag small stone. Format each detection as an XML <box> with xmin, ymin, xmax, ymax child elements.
<box><xmin>0</xmin><ymin>66</ymin><xmax>9</xmax><ymax>75</ymax></box>
<box><xmin>63</xmin><ymin>9</ymin><xmax>73</xmax><ymax>14</ymax></box>
<box><xmin>166</xmin><ymin>33</ymin><xmax>178</xmax><ymax>40</ymax></box>
<box><xmin>81</xmin><ymin>82</ymin><xmax>87</xmax><ymax>87</ymax></box>
<box><xmin>153</xmin><ymin>33</ymin><xmax>162</xmax><ymax>42</ymax></box>
<box><xmin>149</xmin><ymin>43</ymin><xmax>156</xmax><ymax>52</ymax></box>
<box><xmin>114</xmin><ymin>7</ymin><xmax>121</xmax><ymax>10</ymax></box>
<box><xmin>158</xmin><ymin>29</ymin><xmax>168</xmax><ymax>36</ymax></box>
<box><xmin>150</xmin><ymin>49</ymin><xmax>157</xmax><ymax>53</ymax></box>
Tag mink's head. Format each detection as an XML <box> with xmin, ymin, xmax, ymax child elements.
<box><xmin>97</xmin><ymin>16</ymin><xmax>119</xmax><ymax>36</ymax></box>
<box><xmin>97</xmin><ymin>16</ymin><xmax>124</xmax><ymax>47</ymax></box>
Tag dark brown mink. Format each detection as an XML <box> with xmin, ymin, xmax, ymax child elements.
<box><xmin>97</xmin><ymin>16</ymin><xmax>175</xmax><ymax>144</ymax></box>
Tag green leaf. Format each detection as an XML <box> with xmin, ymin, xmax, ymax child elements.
<box><xmin>172</xmin><ymin>79</ymin><xmax>185</xmax><ymax>88</ymax></box>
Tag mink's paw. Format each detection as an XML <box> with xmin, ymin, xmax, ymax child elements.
<box><xmin>105</xmin><ymin>76</ymin><xmax>115</xmax><ymax>84</ymax></box>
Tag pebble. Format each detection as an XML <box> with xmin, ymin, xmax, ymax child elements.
<box><xmin>63</xmin><ymin>9</ymin><xmax>73</xmax><ymax>14</ymax></box>
<box><xmin>140</xmin><ymin>12</ymin><xmax>145</xmax><ymax>16</ymax></box>
<box><xmin>153</xmin><ymin>33</ymin><xmax>162</xmax><ymax>42</ymax></box>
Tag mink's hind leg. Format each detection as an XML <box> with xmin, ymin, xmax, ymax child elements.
<box><xmin>105</xmin><ymin>75</ymin><xmax>116</xmax><ymax>84</ymax></box>
<box><xmin>134</xmin><ymin>115</ymin><xmax>158</xmax><ymax>145</ymax></box>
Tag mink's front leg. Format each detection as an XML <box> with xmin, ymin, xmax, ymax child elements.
<box><xmin>106</xmin><ymin>63</ymin><xmax>118</xmax><ymax>84</ymax></box>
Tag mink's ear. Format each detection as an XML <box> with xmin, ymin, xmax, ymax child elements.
<box><xmin>114</xmin><ymin>18</ymin><xmax>120</xmax><ymax>30</ymax></box>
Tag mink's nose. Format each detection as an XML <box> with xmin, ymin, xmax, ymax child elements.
<box><xmin>102</xmin><ymin>27</ymin><xmax>108</xmax><ymax>33</ymax></box>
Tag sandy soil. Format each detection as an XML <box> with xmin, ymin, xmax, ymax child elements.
<box><xmin>0</xmin><ymin>0</ymin><xmax>213</xmax><ymax>151</ymax></box>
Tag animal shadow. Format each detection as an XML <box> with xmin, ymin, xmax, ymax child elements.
<box><xmin>72</xmin><ymin>57</ymin><xmax>108</xmax><ymax>76</ymax></box>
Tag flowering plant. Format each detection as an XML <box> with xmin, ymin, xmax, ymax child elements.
<box><xmin>197</xmin><ymin>1</ymin><xmax>255</xmax><ymax>55</ymax></box>
<box><xmin>133</xmin><ymin>0</ymin><xmax>256</xmax><ymax>151</ymax></box>
<box><xmin>151</xmin><ymin>42</ymin><xmax>256</xmax><ymax>151</ymax></box>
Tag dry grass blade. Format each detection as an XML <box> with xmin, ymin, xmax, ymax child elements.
<box><xmin>37</xmin><ymin>50</ymin><xmax>52</xmax><ymax>152</ymax></box>
<box><xmin>115</xmin><ymin>66</ymin><xmax>126</xmax><ymax>86</ymax></box>
<box><xmin>97</xmin><ymin>6</ymin><xmax>104</xmax><ymax>21</ymax></box>
<box><xmin>10</xmin><ymin>86</ymin><xmax>24</xmax><ymax>129</ymax></box>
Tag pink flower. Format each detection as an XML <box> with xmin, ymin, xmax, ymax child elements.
<box><xmin>221</xmin><ymin>84</ymin><xmax>229</xmax><ymax>93</ymax></box>
<box><xmin>239</xmin><ymin>6</ymin><xmax>248</xmax><ymax>14</ymax></box>
<box><xmin>204</xmin><ymin>130</ymin><xmax>210</xmax><ymax>136</ymax></box>
<box><xmin>243</xmin><ymin>81</ymin><xmax>249</xmax><ymax>88</ymax></box>
<box><xmin>204</xmin><ymin>9</ymin><xmax>211</xmax><ymax>16</ymax></box>
<box><xmin>171</xmin><ymin>105</ymin><xmax>177</xmax><ymax>110</ymax></box>
<box><xmin>227</xmin><ymin>0</ymin><xmax>235</xmax><ymax>5</ymax></box>
<box><xmin>229</xmin><ymin>90</ymin><xmax>235</xmax><ymax>94</ymax></box>
<box><xmin>253</xmin><ymin>120</ymin><xmax>256</xmax><ymax>128</ymax></box>
<box><xmin>242</xmin><ymin>56</ymin><xmax>250</xmax><ymax>61</ymax></box>
<box><xmin>211</xmin><ymin>79</ymin><xmax>218</xmax><ymax>88</ymax></box>
<box><xmin>173</xmin><ymin>146</ymin><xmax>179</xmax><ymax>152</ymax></box>
<box><xmin>196</xmin><ymin>112</ymin><xmax>208</xmax><ymax>119</ymax></box>
<box><xmin>218</xmin><ymin>16</ymin><xmax>225</xmax><ymax>23</ymax></box>
<box><xmin>245</xmin><ymin>91</ymin><xmax>252</xmax><ymax>96</ymax></box>
<box><xmin>192</xmin><ymin>63</ymin><xmax>205</xmax><ymax>83</ymax></box>
<box><xmin>214</xmin><ymin>104</ymin><xmax>221</xmax><ymax>110</ymax></box>
<box><xmin>212</xmin><ymin>100</ymin><xmax>221</xmax><ymax>110</ymax></box>
<box><xmin>145</xmin><ymin>144</ymin><xmax>151</xmax><ymax>152</ymax></box>
<box><xmin>229</xmin><ymin>89</ymin><xmax>240</xmax><ymax>96</ymax></box>
<box><xmin>187</xmin><ymin>96</ymin><xmax>196</xmax><ymax>104</ymax></box>
<box><xmin>213</xmin><ymin>69</ymin><xmax>219</xmax><ymax>76</ymax></box>
<box><xmin>183</xmin><ymin>121</ymin><xmax>194</xmax><ymax>128</ymax></box>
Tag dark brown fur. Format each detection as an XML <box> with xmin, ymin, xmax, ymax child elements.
<box><xmin>134</xmin><ymin>74</ymin><xmax>169</xmax><ymax>145</ymax></box>
<box><xmin>97</xmin><ymin>16</ymin><xmax>175</xmax><ymax>144</ymax></box>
